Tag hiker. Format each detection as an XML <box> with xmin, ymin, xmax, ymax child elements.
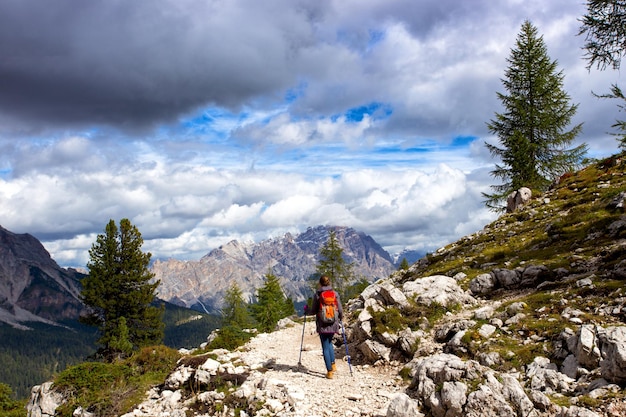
<box><xmin>309</xmin><ymin>275</ymin><xmax>343</xmax><ymax>379</ymax></box>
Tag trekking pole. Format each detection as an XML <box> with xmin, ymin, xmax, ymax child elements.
<box><xmin>341</xmin><ymin>321</ymin><xmax>353</xmax><ymax>377</ymax></box>
<box><xmin>298</xmin><ymin>312</ymin><xmax>306</xmax><ymax>367</ymax></box>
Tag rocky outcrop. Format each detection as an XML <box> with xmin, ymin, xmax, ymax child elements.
<box><xmin>347</xmin><ymin>275</ymin><xmax>477</xmax><ymax>363</ymax></box>
<box><xmin>152</xmin><ymin>225</ymin><xmax>396</xmax><ymax>313</ymax></box>
<box><xmin>26</xmin><ymin>382</ymin><xmax>65</xmax><ymax>417</ymax></box>
<box><xmin>340</xmin><ymin>269</ymin><xmax>626</xmax><ymax>417</ymax></box>
<box><xmin>469</xmin><ymin>264</ymin><xmax>559</xmax><ymax>295</ymax></box>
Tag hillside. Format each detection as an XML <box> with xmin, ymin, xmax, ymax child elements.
<box><xmin>26</xmin><ymin>154</ymin><xmax>626</xmax><ymax>416</ymax></box>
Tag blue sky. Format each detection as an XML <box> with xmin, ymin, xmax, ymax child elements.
<box><xmin>0</xmin><ymin>0</ymin><xmax>622</xmax><ymax>267</ymax></box>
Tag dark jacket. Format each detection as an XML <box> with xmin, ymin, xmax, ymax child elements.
<box><xmin>310</xmin><ymin>285</ymin><xmax>343</xmax><ymax>334</ymax></box>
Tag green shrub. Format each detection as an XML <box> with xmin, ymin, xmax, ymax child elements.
<box><xmin>369</xmin><ymin>307</ymin><xmax>407</xmax><ymax>335</ymax></box>
<box><xmin>207</xmin><ymin>326</ymin><xmax>253</xmax><ymax>351</ymax></box>
<box><xmin>131</xmin><ymin>345</ymin><xmax>181</xmax><ymax>375</ymax></box>
<box><xmin>0</xmin><ymin>383</ymin><xmax>26</xmax><ymax>417</ymax></box>
<box><xmin>53</xmin><ymin>345</ymin><xmax>182</xmax><ymax>417</ymax></box>
<box><xmin>54</xmin><ymin>362</ymin><xmax>128</xmax><ymax>416</ymax></box>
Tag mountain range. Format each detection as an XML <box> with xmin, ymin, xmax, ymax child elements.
<box><xmin>152</xmin><ymin>225</ymin><xmax>398</xmax><ymax>313</ymax></box>
<box><xmin>0</xmin><ymin>224</ymin><xmax>405</xmax><ymax>329</ymax></box>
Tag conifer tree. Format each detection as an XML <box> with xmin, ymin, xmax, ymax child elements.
<box><xmin>399</xmin><ymin>258</ymin><xmax>410</xmax><ymax>271</ymax></box>
<box><xmin>485</xmin><ymin>20</ymin><xmax>586</xmax><ymax>210</ymax></box>
<box><xmin>81</xmin><ymin>219</ymin><xmax>164</xmax><ymax>359</ymax></box>
<box><xmin>580</xmin><ymin>0</ymin><xmax>626</xmax><ymax>148</ymax></box>
<box><xmin>316</xmin><ymin>229</ymin><xmax>354</xmax><ymax>298</ymax></box>
<box><xmin>222</xmin><ymin>283</ymin><xmax>253</xmax><ymax>329</ymax></box>
<box><xmin>579</xmin><ymin>0</ymin><xmax>626</xmax><ymax>71</ymax></box>
<box><xmin>251</xmin><ymin>272</ymin><xmax>294</xmax><ymax>332</ymax></box>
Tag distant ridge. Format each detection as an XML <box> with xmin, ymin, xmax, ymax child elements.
<box><xmin>152</xmin><ymin>225</ymin><xmax>397</xmax><ymax>313</ymax></box>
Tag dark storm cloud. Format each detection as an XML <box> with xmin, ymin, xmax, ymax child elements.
<box><xmin>0</xmin><ymin>0</ymin><xmax>325</xmax><ymax>132</ymax></box>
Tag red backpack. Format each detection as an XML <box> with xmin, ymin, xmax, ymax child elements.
<box><xmin>318</xmin><ymin>290</ymin><xmax>338</xmax><ymax>325</ymax></box>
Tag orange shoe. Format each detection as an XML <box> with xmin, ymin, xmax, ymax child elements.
<box><xmin>326</xmin><ymin>370</ymin><xmax>334</xmax><ymax>379</ymax></box>
<box><xmin>331</xmin><ymin>362</ymin><xmax>337</xmax><ymax>372</ymax></box>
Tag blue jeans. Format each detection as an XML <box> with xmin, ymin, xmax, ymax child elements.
<box><xmin>319</xmin><ymin>333</ymin><xmax>335</xmax><ymax>371</ymax></box>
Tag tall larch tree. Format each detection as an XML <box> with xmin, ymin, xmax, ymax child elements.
<box><xmin>316</xmin><ymin>229</ymin><xmax>354</xmax><ymax>298</ymax></box>
<box><xmin>579</xmin><ymin>0</ymin><xmax>626</xmax><ymax>71</ymax></box>
<box><xmin>580</xmin><ymin>0</ymin><xmax>626</xmax><ymax>148</ymax></box>
<box><xmin>484</xmin><ymin>20</ymin><xmax>586</xmax><ymax>211</ymax></box>
<box><xmin>81</xmin><ymin>218</ymin><xmax>164</xmax><ymax>359</ymax></box>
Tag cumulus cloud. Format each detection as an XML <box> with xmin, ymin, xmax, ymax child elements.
<box><xmin>0</xmin><ymin>0</ymin><xmax>622</xmax><ymax>267</ymax></box>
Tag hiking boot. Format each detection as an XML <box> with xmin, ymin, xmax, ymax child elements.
<box><xmin>326</xmin><ymin>370</ymin><xmax>334</xmax><ymax>379</ymax></box>
<box><xmin>331</xmin><ymin>362</ymin><xmax>336</xmax><ymax>372</ymax></box>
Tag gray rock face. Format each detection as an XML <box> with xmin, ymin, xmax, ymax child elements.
<box><xmin>597</xmin><ymin>326</ymin><xmax>626</xmax><ymax>384</ymax></box>
<box><xmin>26</xmin><ymin>382</ymin><xmax>65</xmax><ymax>417</ymax></box>
<box><xmin>408</xmin><ymin>353</ymin><xmax>539</xmax><ymax>417</ymax></box>
<box><xmin>402</xmin><ymin>275</ymin><xmax>476</xmax><ymax>307</ymax></box>
<box><xmin>0</xmin><ymin>225</ymin><xmax>85</xmax><ymax>328</ymax></box>
<box><xmin>152</xmin><ymin>226</ymin><xmax>396</xmax><ymax>312</ymax></box>
<box><xmin>387</xmin><ymin>393</ymin><xmax>424</xmax><ymax>417</ymax></box>
<box><xmin>469</xmin><ymin>264</ymin><xmax>554</xmax><ymax>295</ymax></box>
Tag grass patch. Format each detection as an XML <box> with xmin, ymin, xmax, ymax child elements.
<box><xmin>370</xmin><ymin>307</ymin><xmax>408</xmax><ymax>335</ymax></box>
<box><xmin>53</xmin><ymin>346</ymin><xmax>181</xmax><ymax>417</ymax></box>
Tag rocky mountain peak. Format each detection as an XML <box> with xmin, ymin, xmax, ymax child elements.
<box><xmin>152</xmin><ymin>225</ymin><xmax>396</xmax><ymax>313</ymax></box>
<box><xmin>0</xmin><ymin>226</ymin><xmax>85</xmax><ymax>329</ymax></box>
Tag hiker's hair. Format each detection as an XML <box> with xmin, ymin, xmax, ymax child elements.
<box><xmin>319</xmin><ymin>275</ymin><xmax>331</xmax><ymax>287</ymax></box>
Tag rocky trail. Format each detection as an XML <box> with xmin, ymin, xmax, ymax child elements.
<box><xmin>237</xmin><ymin>319</ymin><xmax>408</xmax><ymax>416</ymax></box>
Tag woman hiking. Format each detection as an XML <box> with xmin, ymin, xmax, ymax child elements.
<box><xmin>310</xmin><ymin>275</ymin><xmax>343</xmax><ymax>379</ymax></box>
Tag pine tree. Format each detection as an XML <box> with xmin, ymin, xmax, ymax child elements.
<box><xmin>316</xmin><ymin>229</ymin><xmax>354</xmax><ymax>298</ymax></box>
<box><xmin>484</xmin><ymin>20</ymin><xmax>586</xmax><ymax>211</ymax></box>
<box><xmin>251</xmin><ymin>272</ymin><xmax>294</xmax><ymax>333</ymax></box>
<box><xmin>399</xmin><ymin>258</ymin><xmax>410</xmax><ymax>271</ymax></box>
<box><xmin>222</xmin><ymin>283</ymin><xmax>253</xmax><ymax>329</ymax></box>
<box><xmin>81</xmin><ymin>219</ymin><xmax>164</xmax><ymax>359</ymax></box>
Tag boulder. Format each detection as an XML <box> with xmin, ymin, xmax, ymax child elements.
<box><xmin>358</xmin><ymin>339</ymin><xmax>392</xmax><ymax>363</ymax></box>
<box><xmin>386</xmin><ymin>393</ymin><xmax>424</xmax><ymax>417</ymax></box>
<box><xmin>469</xmin><ymin>273</ymin><xmax>497</xmax><ymax>295</ymax></box>
<box><xmin>27</xmin><ymin>382</ymin><xmax>64</xmax><ymax>417</ymax></box>
<box><xmin>526</xmin><ymin>357</ymin><xmax>574</xmax><ymax>394</ymax></box>
<box><xmin>521</xmin><ymin>265</ymin><xmax>552</xmax><ymax>286</ymax></box>
<box><xmin>506</xmin><ymin>187</ymin><xmax>532</xmax><ymax>213</ymax></box>
<box><xmin>597</xmin><ymin>326</ymin><xmax>626</xmax><ymax>384</ymax></box>
<box><xmin>409</xmin><ymin>354</ymin><xmax>538</xmax><ymax>417</ymax></box>
<box><xmin>378</xmin><ymin>282</ymin><xmax>411</xmax><ymax>309</ymax></box>
<box><xmin>493</xmin><ymin>268</ymin><xmax>521</xmax><ymax>288</ymax></box>
<box><xmin>576</xmin><ymin>325</ymin><xmax>601</xmax><ymax>370</ymax></box>
<box><xmin>403</xmin><ymin>275</ymin><xmax>475</xmax><ymax>307</ymax></box>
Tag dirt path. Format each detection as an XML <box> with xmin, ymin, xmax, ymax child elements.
<box><xmin>238</xmin><ymin>319</ymin><xmax>408</xmax><ymax>416</ymax></box>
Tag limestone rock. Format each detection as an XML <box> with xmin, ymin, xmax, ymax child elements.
<box><xmin>506</xmin><ymin>187</ymin><xmax>532</xmax><ymax>213</ymax></box>
<box><xmin>386</xmin><ymin>393</ymin><xmax>424</xmax><ymax>417</ymax></box>
<box><xmin>597</xmin><ymin>326</ymin><xmax>626</xmax><ymax>384</ymax></box>
<box><xmin>26</xmin><ymin>382</ymin><xmax>65</xmax><ymax>417</ymax></box>
<box><xmin>402</xmin><ymin>275</ymin><xmax>475</xmax><ymax>307</ymax></box>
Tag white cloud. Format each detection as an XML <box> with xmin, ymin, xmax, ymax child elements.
<box><xmin>0</xmin><ymin>0</ymin><xmax>621</xmax><ymax>268</ymax></box>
